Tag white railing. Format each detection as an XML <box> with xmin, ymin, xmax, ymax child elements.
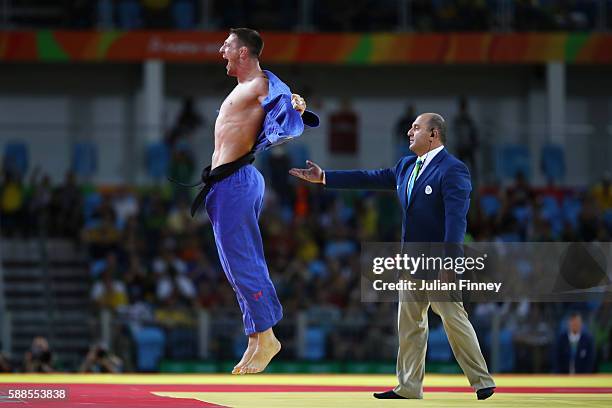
<box><xmin>1</xmin><ymin>311</ymin><xmax>11</xmax><ymax>356</ymax></box>
<box><xmin>90</xmin><ymin>302</ymin><xmax>507</xmax><ymax>371</ymax></box>
<box><xmin>197</xmin><ymin>309</ymin><xmax>210</xmax><ymax>359</ymax></box>
<box><xmin>0</xmin><ymin>236</ymin><xmax>10</xmax><ymax>356</ymax></box>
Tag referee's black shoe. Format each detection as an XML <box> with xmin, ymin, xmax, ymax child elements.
<box><xmin>476</xmin><ymin>387</ymin><xmax>495</xmax><ymax>400</ymax></box>
<box><xmin>373</xmin><ymin>390</ymin><xmax>408</xmax><ymax>399</ymax></box>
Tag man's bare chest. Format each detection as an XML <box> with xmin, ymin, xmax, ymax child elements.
<box><xmin>219</xmin><ymin>86</ymin><xmax>258</xmax><ymax>116</ymax></box>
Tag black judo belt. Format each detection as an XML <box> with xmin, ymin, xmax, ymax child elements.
<box><xmin>169</xmin><ymin>151</ymin><xmax>255</xmax><ymax>217</ymax></box>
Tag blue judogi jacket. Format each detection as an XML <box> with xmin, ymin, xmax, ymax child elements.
<box><xmin>182</xmin><ymin>70</ymin><xmax>319</xmax><ymax>216</ymax></box>
<box><xmin>254</xmin><ymin>70</ymin><xmax>319</xmax><ymax>152</ymax></box>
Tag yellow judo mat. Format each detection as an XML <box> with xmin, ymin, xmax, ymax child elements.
<box><xmin>0</xmin><ymin>373</ymin><xmax>611</xmax><ymax>407</ymax></box>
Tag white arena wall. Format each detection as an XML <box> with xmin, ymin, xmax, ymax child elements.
<box><xmin>0</xmin><ymin>63</ymin><xmax>610</xmax><ymax>186</ymax></box>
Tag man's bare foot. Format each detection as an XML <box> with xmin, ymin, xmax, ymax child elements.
<box><xmin>232</xmin><ymin>335</ymin><xmax>257</xmax><ymax>375</ymax></box>
<box><xmin>240</xmin><ymin>329</ymin><xmax>281</xmax><ymax>374</ymax></box>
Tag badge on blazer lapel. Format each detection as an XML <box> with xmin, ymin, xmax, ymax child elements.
<box><xmin>425</xmin><ymin>185</ymin><xmax>432</xmax><ymax>195</ymax></box>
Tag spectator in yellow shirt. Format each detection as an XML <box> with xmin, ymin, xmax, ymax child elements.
<box><xmin>591</xmin><ymin>172</ymin><xmax>612</xmax><ymax>211</ymax></box>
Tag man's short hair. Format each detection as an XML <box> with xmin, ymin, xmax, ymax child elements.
<box><xmin>229</xmin><ymin>28</ymin><xmax>264</xmax><ymax>58</ymax></box>
<box><xmin>428</xmin><ymin>113</ymin><xmax>447</xmax><ymax>144</ymax></box>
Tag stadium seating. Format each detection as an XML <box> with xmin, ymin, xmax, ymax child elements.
<box><xmin>540</xmin><ymin>195</ymin><xmax>563</xmax><ymax>236</ymax></box>
<box><xmin>480</xmin><ymin>194</ymin><xmax>501</xmax><ymax>217</ymax></box>
<box><xmin>172</xmin><ymin>0</ymin><xmax>196</xmax><ymax>29</ymax></box>
<box><xmin>562</xmin><ymin>195</ymin><xmax>582</xmax><ymax>228</ymax></box>
<box><xmin>304</xmin><ymin>327</ymin><xmax>327</xmax><ymax>360</ymax></box>
<box><xmin>72</xmin><ymin>142</ymin><xmax>98</xmax><ymax>179</ymax></box>
<box><xmin>131</xmin><ymin>326</ymin><xmax>166</xmax><ymax>372</ymax></box>
<box><xmin>497</xmin><ymin>145</ymin><xmax>530</xmax><ymax>180</ymax></box>
<box><xmin>117</xmin><ymin>0</ymin><xmax>143</xmax><ymax>29</ymax></box>
<box><xmin>2</xmin><ymin>142</ymin><xmax>29</xmax><ymax>178</ymax></box>
<box><xmin>427</xmin><ymin>324</ymin><xmax>452</xmax><ymax>362</ymax></box>
<box><xmin>166</xmin><ymin>327</ymin><xmax>197</xmax><ymax>359</ymax></box>
<box><xmin>540</xmin><ymin>144</ymin><xmax>566</xmax><ymax>183</ymax></box>
<box><xmin>146</xmin><ymin>142</ymin><xmax>170</xmax><ymax>181</ymax></box>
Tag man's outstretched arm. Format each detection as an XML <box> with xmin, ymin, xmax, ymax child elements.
<box><xmin>289</xmin><ymin>160</ymin><xmax>396</xmax><ymax>191</ymax></box>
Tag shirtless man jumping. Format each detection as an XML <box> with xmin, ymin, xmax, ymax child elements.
<box><xmin>198</xmin><ymin>28</ymin><xmax>317</xmax><ymax>375</ymax></box>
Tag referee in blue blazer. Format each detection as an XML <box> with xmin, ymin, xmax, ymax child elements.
<box><xmin>290</xmin><ymin>112</ymin><xmax>496</xmax><ymax>400</ymax></box>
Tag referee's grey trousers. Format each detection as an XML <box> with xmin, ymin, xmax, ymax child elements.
<box><xmin>394</xmin><ymin>283</ymin><xmax>496</xmax><ymax>398</ymax></box>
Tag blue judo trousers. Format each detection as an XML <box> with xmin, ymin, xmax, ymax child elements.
<box><xmin>205</xmin><ymin>164</ymin><xmax>283</xmax><ymax>335</ymax></box>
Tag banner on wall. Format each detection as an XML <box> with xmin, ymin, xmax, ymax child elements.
<box><xmin>1</xmin><ymin>31</ymin><xmax>611</xmax><ymax>64</ymax></box>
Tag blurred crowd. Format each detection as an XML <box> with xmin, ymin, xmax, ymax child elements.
<box><xmin>3</xmin><ymin>0</ymin><xmax>610</xmax><ymax>32</ymax></box>
<box><xmin>1</xmin><ymin>142</ymin><xmax>612</xmax><ymax>372</ymax></box>
<box><xmin>1</xmin><ymin>88</ymin><xmax>612</xmax><ymax>373</ymax></box>
<box><xmin>311</xmin><ymin>0</ymin><xmax>607</xmax><ymax>32</ymax></box>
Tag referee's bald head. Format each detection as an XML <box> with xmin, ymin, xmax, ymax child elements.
<box><xmin>422</xmin><ymin>113</ymin><xmax>446</xmax><ymax>144</ymax></box>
